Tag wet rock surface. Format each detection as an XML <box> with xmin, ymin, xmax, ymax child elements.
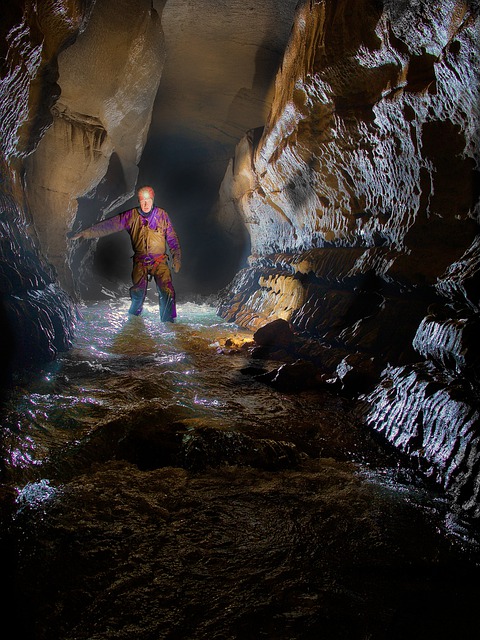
<box><xmin>216</xmin><ymin>1</ymin><xmax>479</xmax><ymax>261</ymax></box>
<box><xmin>0</xmin><ymin>1</ymin><xmax>89</xmax><ymax>375</ymax></box>
<box><xmin>216</xmin><ymin>0</ymin><xmax>480</xmax><ymax>526</ymax></box>
<box><xmin>2</xmin><ymin>302</ymin><xmax>480</xmax><ymax>640</ymax></box>
<box><xmin>11</xmin><ymin>461</ymin><xmax>480</xmax><ymax>640</ymax></box>
<box><xmin>0</xmin><ymin>188</ymin><xmax>76</xmax><ymax>381</ymax></box>
<box><xmin>363</xmin><ymin>361</ymin><xmax>480</xmax><ymax>519</ymax></box>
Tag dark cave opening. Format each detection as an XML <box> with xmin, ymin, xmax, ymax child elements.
<box><xmin>137</xmin><ymin>129</ymin><xmax>251</xmax><ymax>297</ymax></box>
<box><xmin>75</xmin><ymin>130</ymin><xmax>251</xmax><ymax>301</ymax></box>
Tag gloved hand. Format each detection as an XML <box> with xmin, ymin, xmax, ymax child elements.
<box><xmin>172</xmin><ymin>255</ymin><xmax>181</xmax><ymax>273</ymax></box>
<box><xmin>67</xmin><ymin>230</ymin><xmax>86</xmax><ymax>240</ymax></box>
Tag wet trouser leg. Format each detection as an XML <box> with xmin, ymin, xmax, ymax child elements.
<box><xmin>128</xmin><ymin>262</ymin><xmax>148</xmax><ymax>316</ymax></box>
<box><xmin>152</xmin><ymin>261</ymin><xmax>176</xmax><ymax>322</ymax></box>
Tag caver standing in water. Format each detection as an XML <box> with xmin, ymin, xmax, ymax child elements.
<box><xmin>69</xmin><ymin>185</ymin><xmax>181</xmax><ymax>322</ymax></box>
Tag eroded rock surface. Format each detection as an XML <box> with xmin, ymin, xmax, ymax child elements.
<box><xmin>25</xmin><ymin>0</ymin><xmax>166</xmax><ymax>294</ymax></box>
<box><xmin>0</xmin><ymin>1</ymin><xmax>91</xmax><ymax>376</ymax></box>
<box><xmin>216</xmin><ymin>0</ymin><xmax>480</xmax><ymax>515</ymax></box>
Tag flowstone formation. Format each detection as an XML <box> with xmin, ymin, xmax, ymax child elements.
<box><xmin>216</xmin><ymin>0</ymin><xmax>480</xmax><ymax>516</ymax></box>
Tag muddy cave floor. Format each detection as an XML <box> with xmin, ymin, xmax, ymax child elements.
<box><xmin>1</xmin><ymin>300</ymin><xmax>480</xmax><ymax>640</ymax></box>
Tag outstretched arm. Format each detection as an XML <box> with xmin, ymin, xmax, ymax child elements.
<box><xmin>68</xmin><ymin>211</ymin><xmax>131</xmax><ymax>241</ymax></box>
<box><xmin>68</xmin><ymin>229</ymin><xmax>88</xmax><ymax>240</ymax></box>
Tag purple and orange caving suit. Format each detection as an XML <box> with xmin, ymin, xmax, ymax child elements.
<box><xmin>81</xmin><ymin>206</ymin><xmax>181</xmax><ymax>321</ymax></box>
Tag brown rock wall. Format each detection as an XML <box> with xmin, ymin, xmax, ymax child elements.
<box><xmin>217</xmin><ymin>0</ymin><xmax>479</xmax><ymax>262</ymax></box>
<box><xmin>0</xmin><ymin>0</ymin><xmax>93</xmax><ymax>161</ymax></box>
<box><xmin>25</xmin><ymin>0</ymin><xmax>166</xmax><ymax>293</ymax></box>
<box><xmin>216</xmin><ymin>0</ymin><xmax>480</xmax><ymax>516</ymax></box>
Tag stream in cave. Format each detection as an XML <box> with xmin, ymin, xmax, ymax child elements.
<box><xmin>1</xmin><ymin>300</ymin><xmax>480</xmax><ymax>639</ymax></box>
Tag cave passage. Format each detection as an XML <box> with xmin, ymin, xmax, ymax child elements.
<box><xmin>2</xmin><ymin>0</ymin><xmax>480</xmax><ymax>635</ymax></box>
<box><xmin>85</xmin><ymin>131</ymin><xmax>247</xmax><ymax>299</ymax></box>
<box><xmin>2</xmin><ymin>300</ymin><xmax>480</xmax><ymax>639</ymax></box>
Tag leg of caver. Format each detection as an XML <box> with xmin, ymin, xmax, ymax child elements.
<box><xmin>153</xmin><ymin>261</ymin><xmax>176</xmax><ymax>322</ymax></box>
<box><xmin>128</xmin><ymin>262</ymin><xmax>148</xmax><ymax>315</ymax></box>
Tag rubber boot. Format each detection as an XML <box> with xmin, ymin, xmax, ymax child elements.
<box><xmin>128</xmin><ymin>289</ymin><xmax>145</xmax><ymax>316</ymax></box>
<box><xmin>158</xmin><ymin>289</ymin><xmax>174</xmax><ymax>322</ymax></box>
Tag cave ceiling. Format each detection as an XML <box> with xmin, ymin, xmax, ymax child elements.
<box><xmin>153</xmin><ymin>0</ymin><xmax>299</xmax><ymax>148</ymax></box>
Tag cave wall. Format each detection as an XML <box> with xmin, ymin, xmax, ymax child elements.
<box><xmin>0</xmin><ymin>1</ymin><xmax>95</xmax><ymax>377</ymax></box>
<box><xmin>217</xmin><ymin>0</ymin><xmax>479</xmax><ymax>261</ymax></box>
<box><xmin>25</xmin><ymin>0</ymin><xmax>166</xmax><ymax>295</ymax></box>
<box><xmin>0</xmin><ymin>0</ymin><xmax>167</xmax><ymax>373</ymax></box>
<box><xmin>216</xmin><ymin>0</ymin><xmax>480</xmax><ymax>517</ymax></box>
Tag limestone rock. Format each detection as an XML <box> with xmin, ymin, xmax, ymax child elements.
<box><xmin>215</xmin><ymin>0</ymin><xmax>480</xmax><ymax>357</ymax></box>
<box><xmin>215</xmin><ymin>0</ymin><xmax>480</xmax><ymax>507</ymax></box>
<box><xmin>253</xmin><ymin>318</ymin><xmax>295</xmax><ymax>348</ymax></box>
<box><xmin>363</xmin><ymin>362</ymin><xmax>480</xmax><ymax>518</ymax></box>
<box><xmin>334</xmin><ymin>353</ymin><xmax>382</xmax><ymax>395</ymax></box>
<box><xmin>0</xmin><ymin>175</ymin><xmax>76</xmax><ymax>376</ymax></box>
<box><xmin>436</xmin><ymin>235</ymin><xmax>480</xmax><ymax>313</ymax></box>
<box><xmin>258</xmin><ymin>359</ymin><xmax>321</xmax><ymax>393</ymax></box>
<box><xmin>0</xmin><ymin>1</ymin><xmax>93</xmax><ymax>373</ymax></box>
<box><xmin>148</xmin><ymin>1</ymin><xmax>298</xmax><ymax>148</ymax></box>
<box><xmin>46</xmin><ymin>402</ymin><xmax>300</xmax><ymax>478</ymax></box>
<box><xmin>413</xmin><ymin>314</ymin><xmax>480</xmax><ymax>378</ymax></box>
<box><xmin>218</xmin><ymin>248</ymin><xmax>432</xmax><ymax>367</ymax></box>
<box><xmin>216</xmin><ymin>0</ymin><xmax>480</xmax><ymax>304</ymax></box>
<box><xmin>180</xmin><ymin>427</ymin><xmax>300</xmax><ymax>472</ymax></box>
<box><xmin>25</xmin><ymin>0</ymin><xmax>166</xmax><ymax>294</ymax></box>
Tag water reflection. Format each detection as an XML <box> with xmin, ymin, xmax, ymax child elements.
<box><xmin>109</xmin><ymin>315</ymin><xmax>158</xmax><ymax>355</ymax></box>
<box><xmin>2</xmin><ymin>300</ymin><xmax>480</xmax><ymax>639</ymax></box>
<box><xmin>1</xmin><ymin>301</ymin><xmax>254</xmax><ymax>482</ymax></box>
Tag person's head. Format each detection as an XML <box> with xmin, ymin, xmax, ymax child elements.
<box><xmin>137</xmin><ymin>186</ymin><xmax>155</xmax><ymax>214</ymax></box>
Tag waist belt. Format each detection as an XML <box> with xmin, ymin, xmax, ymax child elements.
<box><xmin>133</xmin><ymin>253</ymin><xmax>167</xmax><ymax>268</ymax></box>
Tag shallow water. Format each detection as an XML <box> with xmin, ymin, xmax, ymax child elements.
<box><xmin>2</xmin><ymin>300</ymin><xmax>480</xmax><ymax>639</ymax></box>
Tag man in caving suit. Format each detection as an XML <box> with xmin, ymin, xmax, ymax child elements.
<box><xmin>70</xmin><ymin>185</ymin><xmax>181</xmax><ymax>322</ymax></box>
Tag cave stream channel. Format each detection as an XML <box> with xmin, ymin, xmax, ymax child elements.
<box><xmin>2</xmin><ymin>299</ymin><xmax>480</xmax><ymax>638</ymax></box>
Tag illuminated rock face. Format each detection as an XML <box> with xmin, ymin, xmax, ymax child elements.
<box><xmin>0</xmin><ymin>1</ymin><xmax>91</xmax><ymax>374</ymax></box>
<box><xmin>218</xmin><ymin>0</ymin><xmax>479</xmax><ymax>260</ymax></box>
<box><xmin>25</xmin><ymin>0</ymin><xmax>166</xmax><ymax>293</ymax></box>
<box><xmin>217</xmin><ymin>0</ymin><xmax>480</xmax><ymax>515</ymax></box>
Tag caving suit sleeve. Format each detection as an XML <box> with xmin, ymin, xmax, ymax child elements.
<box><xmin>81</xmin><ymin>210</ymin><xmax>132</xmax><ymax>239</ymax></box>
<box><xmin>164</xmin><ymin>212</ymin><xmax>181</xmax><ymax>269</ymax></box>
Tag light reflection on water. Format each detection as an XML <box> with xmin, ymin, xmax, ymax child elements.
<box><xmin>2</xmin><ymin>299</ymin><xmax>480</xmax><ymax>549</ymax></box>
<box><xmin>2</xmin><ymin>300</ymin><xmax>254</xmax><ymax>481</ymax></box>
<box><xmin>4</xmin><ymin>301</ymin><xmax>480</xmax><ymax>640</ymax></box>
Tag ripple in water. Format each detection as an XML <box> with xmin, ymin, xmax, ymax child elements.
<box><xmin>2</xmin><ymin>300</ymin><xmax>480</xmax><ymax>640</ymax></box>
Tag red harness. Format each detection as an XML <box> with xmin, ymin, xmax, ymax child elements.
<box><xmin>133</xmin><ymin>253</ymin><xmax>167</xmax><ymax>269</ymax></box>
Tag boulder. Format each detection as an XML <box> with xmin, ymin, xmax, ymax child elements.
<box><xmin>180</xmin><ymin>426</ymin><xmax>300</xmax><ymax>472</ymax></box>
<box><xmin>253</xmin><ymin>318</ymin><xmax>295</xmax><ymax>348</ymax></box>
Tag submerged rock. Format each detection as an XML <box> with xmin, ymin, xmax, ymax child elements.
<box><xmin>256</xmin><ymin>359</ymin><xmax>321</xmax><ymax>393</ymax></box>
<box><xmin>180</xmin><ymin>426</ymin><xmax>301</xmax><ymax>472</ymax></box>
<box><xmin>46</xmin><ymin>403</ymin><xmax>301</xmax><ymax>480</ymax></box>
